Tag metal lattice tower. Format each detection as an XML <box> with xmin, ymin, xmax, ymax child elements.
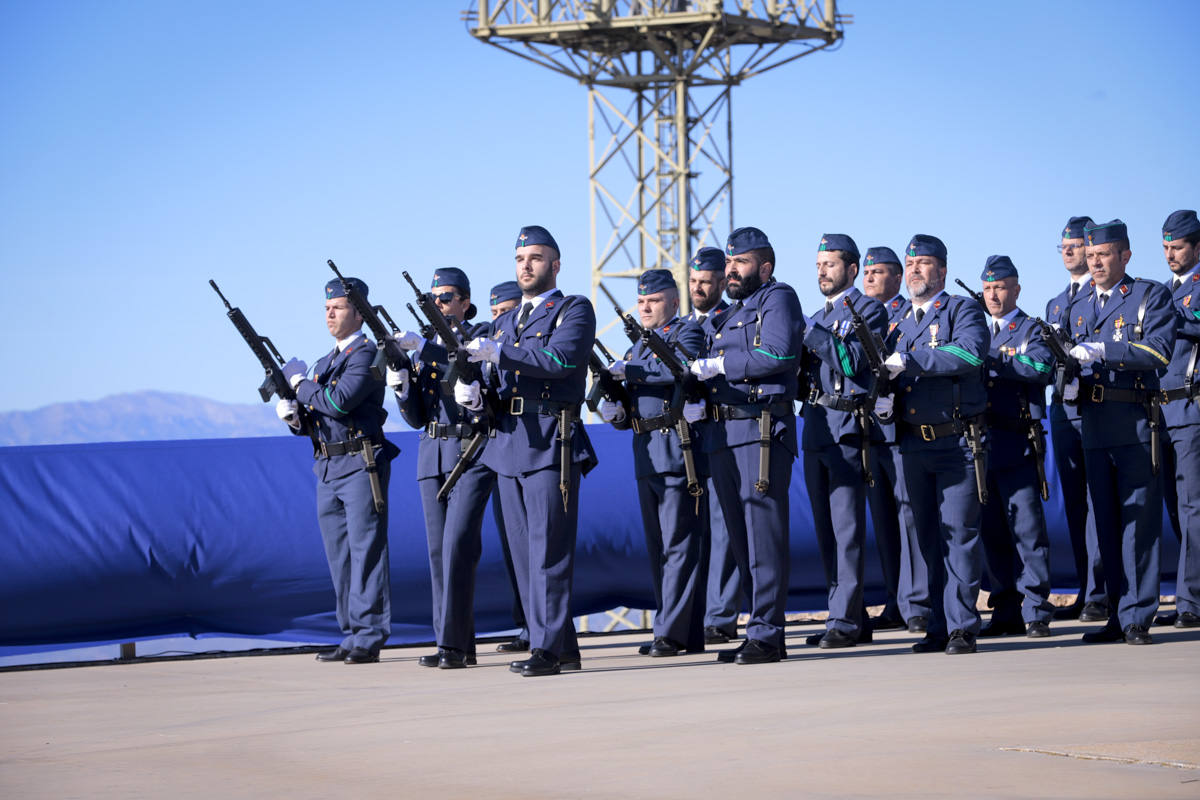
<box><xmin>464</xmin><ymin>1</ymin><xmax>847</xmax><ymax>329</ymax></box>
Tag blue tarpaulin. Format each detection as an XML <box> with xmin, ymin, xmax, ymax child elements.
<box><xmin>0</xmin><ymin>424</ymin><xmax>1179</xmax><ymax>652</ymax></box>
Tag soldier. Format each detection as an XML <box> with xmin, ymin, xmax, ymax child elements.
<box><xmin>684</xmin><ymin>247</ymin><xmax>744</xmax><ymax>645</ymax></box>
<box><xmin>277</xmin><ymin>277</ymin><xmax>397</xmax><ymax>664</ymax></box>
<box><xmin>463</xmin><ymin>225</ymin><xmax>598</xmax><ymax>676</ymax></box>
<box><xmin>598</xmin><ymin>269</ymin><xmax>707</xmax><ymax>656</ymax></box>
<box><xmin>686</xmin><ymin>226</ymin><xmax>805</xmax><ymax>664</ymax></box>
<box><xmin>1045</xmin><ymin>216</ymin><xmax>1108</xmax><ymax>623</ymax></box>
<box><xmin>860</xmin><ymin>245</ymin><xmax>925</xmax><ymax>632</ymax></box>
<box><xmin>1068</xmin><ymin>219</ymin><xmax>1176</xmax><ymax>645</ymax></box>
<box><xmin>390</xmin><ymin>268</ymin><xmax>493</xmax><ymax>669</ymax></box>
<box><xmin>975</xmin><ymin>256</ymin><xmax>1056</xmax><ymax>638</ymax></box>
<box><xmin>487</xmin><ymin>280</ymin><xmax>531</xmax><ymax>653</ymax></box>
<box><xmin>800</xmin><ymin>234</ymin><xmax>888</xmax><ymax>648</ymax></box>
<box><xmin>883</xmin><ymin>235</ymin><xmax>989</xmax><ymax>654</ymax></box>
<box><xmin>1157</xmin><ymin>209</ymin><xmax>1200</xmax><ymax>629</ymax></box>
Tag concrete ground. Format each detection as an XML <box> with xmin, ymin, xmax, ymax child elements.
<box><xmin>2</xmin><ymin>618</ymin><xmax>1198</xmax><ymax>800</ymax></box>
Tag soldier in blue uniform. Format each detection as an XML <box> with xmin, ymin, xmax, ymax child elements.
<box><xmin>800</xmin><ymin>234</ymin><xmax>889</xmax><ymax>648</ymax></box>
<box><xmin>1045</xmin><ymin>216</ymin><xmax>1108</xmax><ymax>623</ymax></box>
<box><xmin>684</xmin><ymin>247</ymin><xmax>744</xmax><ymax>645</ymax></box>
<box><xmin>1157</xmin><ymin>209</ymin><xmax>1200</xmax><ymax>629</ymax></box>
<box><xmin>882</xmin><ymin>234</ymin><xmax>989</xmax><ymax>654</ymax></box>
<box><xmin>598</xmin><ymin>269</ymin><xmax>707</xmax><ymax>656</ymax></box>
<box><xmin>686</xmin><ymin>226</ymin><xmax>805</xmax><ymax>664</ymax></box>
<box><xmin>975</xmin><ymin>256</ymin><xmax>1056</xmax><ymax>638</ymax></box>
<box><xmin>463</xmin><ymin>225</ymin><xmax>599</xmax><ymax>676</ymax></box>
<box><xmin>487</xmin><ymin>281</ymin><xmax>532</xmax><ymax>652</ymax></box>
<box><xmin>1068</xmin><ymin>219</ymin><xmax>1176</xmax><ymax>645</ymax></box>
<box><xmin>389</xmin><ymin>268</ymin><xmax>494</xmax><ymax>669</ymax></box>
<box><xmin>277</xmin><ymin>277</ymin><xmax>396</xmax><ymax>664</ymax></box>
<box><xmin>861</xmin><ymin>246</ymin><xmax>928</xmax><ymax>632</ymax></box>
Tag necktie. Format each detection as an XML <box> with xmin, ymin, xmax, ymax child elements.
<box><xmin>1098</xmin><ymin>292</ymin><xmax>1109</xmax><ymax>309</ymax></box>
<box><xmin>993</xmin><ymin>321</ymin><xmax>1001</xmax><ymax>337</ymax></box>
<box><xmin>824</xmin><ymin>301</ymin><xmax>833</xmax><ymax>315</ymax></box>
<box><xmin>1173</xmin><ymin>276</ymin><xmax>1183</xmax><ymax>291</ymax></box>
<box><xmin>1069</xmin><ymin>282</ymin><xmax>1078</xmax><ymax>300</ymax></box>
<box><xmin>516</xmin><ymin>302</ymin><xmax>533</xmax><ymax>330</ymax></box>
<box><xmin>915</xmin><ymin>308</ymin><xmax>925</xmax><ymax>324</ymax></box>
<box><xmin>697</xmin><ymin>313</ymin><xmax>707</xmax><ymax>325</ymax></box>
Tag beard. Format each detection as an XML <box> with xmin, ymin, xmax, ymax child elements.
<box><xmin>520</xmin><ymin>271</ymin><xmax>555</xmax><ymax>297</ymax></box>
<box><xmin>726</xmin><ymin>270</ymin><xmax>763</xmax><ymax>300</ymax></box>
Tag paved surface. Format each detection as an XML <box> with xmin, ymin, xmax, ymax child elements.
<box><xmin>2</xmin><ymin>620</ymin><xmax>1198</xmax><ymax>799</ymax></box>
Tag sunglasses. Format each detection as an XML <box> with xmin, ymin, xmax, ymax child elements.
<box><xmin>1056</xmin><ymin>243</ymin><xmax>1083</xmax><ymax>254</ymax></box>
<box><xmin>431</xmin><ymin>291</ymin><xmax>460</xmax><ymax>303</ymax></box>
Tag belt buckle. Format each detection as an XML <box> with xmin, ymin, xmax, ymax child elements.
<box><xmin>919</xmin><ymin>424</ymin><xmax>936</xmax><ymax>442</ymax></box>
<box><xmin>426</xmin><ymin>421</ymin><xmax>437</xmax><ymax>437</ymax></box>
<box><xmin>807</xmin><ymin>387</ymin><xmax>820</xmax><ymax>404</ymax></box>
<box><xmin>1160</xmin><ymin>389</ymin><xmax>1171</xmax><ymax>404</ymax></box>
<box><xmin>509</xmin><ymin>396</ymin><xmax>525</xmax><ymax>415</ymax></box>
<box><xmin>1090</xmin><ymin>384</ymin><xmax>1104</xmax><ymax>403</ymax></box>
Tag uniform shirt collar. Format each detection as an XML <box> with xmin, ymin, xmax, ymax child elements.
<box><xmin>912</xmin><ymin>289</ymin><xmax>946</xmax><ymax>316</ymax></box>
<box><xmin>336</xmin><ymin>330</ymin><xmax>363</xmax><ymax>352</ymax></box>
<box><xmin>522</xmin><ymin>288</ymin><xmax>559</xmax><ymax>311</ymax></box>
<box><xmin>1173</xmin><ymin>263</ymin><xmax>1200</xmax><ymax>284</ymax></box>
<box><xmin>1071</xmin><ymin>274</ymin><xmax>1091</xmax><ymax>292</ymax></box>
<box><xmin>823</xmin><ymin>287</ymin><xmax>850</xmax><ymax>309</ymax></box>
<box><xmin>990</xmin><ymin>308</ymin><xmax>1020</xmax><ymax>328</ymax></box>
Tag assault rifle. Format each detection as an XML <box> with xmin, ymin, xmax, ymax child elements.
<box><xmin>953</xmin><ymin>279</ymin><xmax>991</xmax><ymax>504</ymax></box>
<box><xmin>1032</xmin><ymin>316</ymin><xmax>1081</xmax><ymax>403</ymax></box>
<box><xmin>327</xmin><ymin>260</ymin><xmax>410</xmax><ymax>381</ymax></box>
<box><xmin>586</xmin><ymin>339</ymin><xmax>633</xmax><ymax>420</ymax></box>
<box><xmin>842</xmin><ymin>297</ymin><xmax>889</xmax><ymax>486</ymax></box>
<box><xmin>209</xmin><ymin>280</ymin><xmax>318</xmax><ymax>450</ymax></box>
<box><xmin>402</xmin><ymin>270</ymin><xmax>478</xmax><ymax>395</ymax></box>
<box><xmin>955</xmin><ymin>278</ymin><xmax>986</xmax><ymax>309</ymax></box>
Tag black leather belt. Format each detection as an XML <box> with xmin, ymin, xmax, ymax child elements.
<box><xmin>1078</xmin><ymin>381</ymin><xmax>1154</xmax><ymax>405</ymax></box>
<box><xmin>900</xmin><ymin>414</ymin><xmax>986</xmax><ymax>442</ymax></box>
<box><xmin>709</xmin><ymin>401</ymin><xmax>792</xmax><ymax>421</ymax></box>
<box><xmin>317</xmin><ymin>434</ymin><xmax>382</xmax><ymax>458</ymax></box>
<box><xmin>632</xmin><ymin>412</ymin><xmax>676</xmax><ymax>434</ymax></box>
<box><xmin>505</xmin><ymin>397</ymin><xmax>576</xmax><ymax>416</ymax></box>
<box><xmin>806</xmin><ymin>388</ymin><xmax>857</xmax><ymax>412</ymax></box>
<box><xmin>1160</xmin><ymin>385</ymin><xmax>1199</xmax><ymax>404</ymax></box>
<box><xmin>425</xmin><ymin>421</ymin><xmax>485</xmax><ymax>439</ymax></box>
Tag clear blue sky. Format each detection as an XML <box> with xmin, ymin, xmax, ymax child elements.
<box><xmin>3</xmin><ymin>1</ymin><xmax>1198</xmax><ymax>414</ymax></box>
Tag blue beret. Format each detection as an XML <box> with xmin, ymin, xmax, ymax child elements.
<box><xmin>515</xmin><ymin>225</ymin><xmax>560</xmax><ymax>256</ymax></box>
<box><xmin>1062</xmin><ymin>216</ymin><xmax>1093</xmax><ymax>240</ymax></box>
<box><xmin>863</xmin><ymin>246</ymin><xmax>901</xmax><ymax>266</ymax></box>
<box><xmin>690</xmin><ymin>246</ymin><xmax>726</xmax><ymax>272</ymax></box>
<box><xmin>906</xmin><ymin>234</ymin><xmax>947</xmax><ymax>263</ymax></box>
<box><xmin>1163</xmin><ymin>210</ymin><xmax>1200</xmax><ymax>241</ymax></box>
<box><xmin>489</xmin><ymin>280</ymin><xmax>521</xmax><ymax>306</ymax></box>
<box><xmin>818</xmin><ymin>233</ymin><xmax>860</xmax><ymax>264</ymax></box>
<box><xmin>431</xmin><ymin>267</ymin><xmax>470</xmax><ymax>295</ymax></box>
<box><xmin>637</xmin><ymin>269</ymin><xmax>678</xmax><ymax>296</ymax></box>
<box><xmin>1085</xmin><ymin>219</ymin><xmax>1129</xmax><ymax>247</ymax></box>
<box><xmin>325</xmin><ymin>277</ymin><xmax>367</xmax><ymax>300</ymax></box>
<box><xmin>726</xmin><ymin>226</ymin><xmax>771</xmax><ymax>256</ymax></box>
<box><xmin>981</xmin><ymin>255</ymin><xmax>1018</xmax><ymax>282</ymax></box>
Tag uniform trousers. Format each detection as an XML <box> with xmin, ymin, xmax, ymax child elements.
<box><xmin>869</xmin><ymin>443</ymin><xmax>929</xmax><ymax>621</ymax></box>
<box><xmin>804</xmin><ymin>441</ymin><xmax>867</xmax><ymax>635</ymax></box>
<box><xmin>703</xmin><ymin>480</ymin><xmax>745</xmax><ymax>636</ymax></box>
<box><xmin>1049</xmin><ymin>410</ymin><xmax>1106</xmax><ymax>605</ymax></box>
<box><xmin>1163</xmin><ymin>425</ymin><xmax>1200</xmax><ymax>616</ymax></box>
<box><xmin>315</xmin><ymin>456</ymin><xmax>392</xmax><ymax>653</ymax></box>
<box><xmin>637</xmin><ymin>472</ymin><xmax>706</xmax><ymax>651</ymax></box>
<box><xmin>980</xmin><ymin>455</ymin><xmax>1054</xmax><ymax>624</ymax></box>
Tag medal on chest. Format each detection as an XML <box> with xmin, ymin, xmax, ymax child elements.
<box><xmin>1112</xmin><ymin>315</ymin><xmax>1125</xmax><ymax>342</ymax></box>
<box><xmin>928</xmin><ymin>323</ymin><xmax>940</xmax><ymax>348</ymax></box>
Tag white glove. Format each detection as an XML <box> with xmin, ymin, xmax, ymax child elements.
<box><xmin>1069</xmin><ymin>342</ymin><xmax>1105</xmax><ymax>365</ymax></box>
<box><xmin>682</xmin><ymin>401</ymin><xmax>706</xmax><ymax>423</ymax></box>
<box><xmin>599</xmin><ymin>399</ymin><xmax>626</xmax><ymax>423</ymax></box>
<box><xmin>275</xmin><ymin>398</ymin><xmax>299</xmax><ymax>427</ymax></box>
<box><xmin>883</xmin><ymin>351</ymin><xmax>908</xmax><ymax>379</ymax></box>
<box><xmin>1063</xmin><ymin>378</ymin><xmax>1080</xmax><ymax>402</ymax></box>
<box><xmin>606</xmin><ymin>360</ymin><xmax>627</xmax><ymax>379</ymax></box>
<box><xmin>391</xmin><ymin>330</ymin><xmax>423</xmax><ymax>350</ymax></box>
<box><xmin>874</xmin><ymin>394</ymin><xmax>894</xmax><ymax>420</ymax></box>
<box><xmin>386</xmin><ymin>366</ymin><xmax>409</xmax><ymax>398</ymax></box>
<box><xmin>453</xmin><ymin>379</ymin><xmax>484</xmax><ymax>411</ymax></box>
<box><xmin>689</xmin><ymin>356</ymin><xmax>725</xmax><ymax>380</ymax></box>
<box><xmin>465</xmin><ymin>337</ymin><xmax>501</xmax><ymax>364</ymax></box>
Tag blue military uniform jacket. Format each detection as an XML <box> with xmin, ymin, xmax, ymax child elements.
<box><xmin>479</xmin><ymin>290</ymin><xmax>599</xmax><ymax>477</ymax></box>
<box><xmin>684</xmin><ymin>300</ymin><xmax>730</xmax><ymax>334</ymax></box>
<box><xmin>700</xmin><ymin>279</ymin><xmax>805</xmax><ymax>455</ymax></box>
<box><xmin>985</xmin><ymin>310</ymin><xmax>1053</xmax><ymax>468</ymax></box>
<box><xmin>617</xmin><ymin>315</ymin><xmax>706</xmax><ymax>478</ymax></box>
<box><xmin>399</xmin><ymin>322</ymin><xmax>491</xmax><ymax>481</ymax></box>
<box><xmin>1162</xmin><ymin>268</ymin><xmax>1200</xmax><ymax>429</ymax></box>
<box><xmin>800</xmin><ymin>288</ymin><xmax>888</xmax><ymax>450</ymax></box>
<box><xmin>1045</xmin><ymin>278</ymin><xmax>1096</xmax><ymax>422</ymax></box>
<box><xmin>1070</xmin><ymin>275</ymin><xmax>1176</xmax><ymax>448</ymax></box>
<box><xmin>876</xmin><ymin>295</ymin><xmax>908</xmax><ymax>444</ymax></box>
<box><xmin>294</xmin><ymin>331</ymin><xmax>395</xmax><ymax>480</ymax></box>
<box><xmin>886</xmin><ymin>292</ymin><xmax>989</xmax><ymax>443</ymax></box>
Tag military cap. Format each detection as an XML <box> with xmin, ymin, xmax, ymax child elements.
<box><xmin>325</xmin><ymin>277</ymin><xmax>368</xmax><ymax>300</ymax></box>
<box><xmin>431</xmin><ymin>267</ymin><xmax>470</xmax><ymax>295</ymax></box>
<box><xmin>490</xmin><ymin>280</ymin><xmax>521</xmax><ymax>306</ymax></box>
<box><xmin>1085</xmin><ymin>219</ymin><xmax>1129</xmax><ymax>247</ymax></box>
<box><xmin>1062</xmin><ymin>216</ymin><xmax>1094</xmax><ymax>240</ymax></box>
<box><xmin>1163</xmin><ymin>210</ymin><xmax>1200</xmax><ymax>241</ymax></box>
<box><xmin>864</xmin><ymin>246</ymin><xmax>901</xmax><ymax>266</ymax></box>
<box><xmin>515</xmin><ymin>225</ymin><xmax>561</xmax><ymax>255</ymax></box>
<box><xmin>637</xmin><ymin>269</ymin><xmax>677</xmax><ymax>296</ymax></box>
<box><xmin>818</xmin><ymin>233</ymin><xmax>860</xmax><ymax>264</ymax></box>
<box><xmin>906</xmin><ymin>234</ymin><xmax>947</xmax><ymax>263</ymax></box>
<box><xmin>981</xmin><ymin>255</ymin><xmax>1018</xmax><ymax>281</ymax></box>
<box><xmin>726</xmin><ymin>226</ymin><xmax>772</xmax><ymax>256</ymax></box>
<box><xmin>690</xmin><ymin>246</ymin><xmax>726</xmax><ymax>272</ymax></box>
